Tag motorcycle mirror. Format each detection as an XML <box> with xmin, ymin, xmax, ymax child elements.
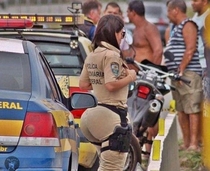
<box><xmin>164</xmin><ymin>50</ymin><xmax>175</xmax><ymax>62</ymax></box>
<box><xmin>129</xmin><ymin>82</ymin><xmax>135</xmax><ymax>91</ymax></box>
<box><xmin>127</xmin><ymin>82</ymin><xmax>135</xmax><ymax>98</ymax></box>
<box><xmin>125</xmin><ymin>57</ymin><xmax>134</xmax><ymax>64</ymax></box>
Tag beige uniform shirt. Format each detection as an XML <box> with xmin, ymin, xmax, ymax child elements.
<box><xmin>80</xmin><ymin>41</ymin><xmax>129</xmax><ymax>107</ymax></box>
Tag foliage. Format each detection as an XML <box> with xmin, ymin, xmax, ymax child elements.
<box><xmin>179</xmin><ymin>150</ymin><xmax>203</xmax><ymax>170</ymax></box>
<box><xmin>179</xmin><ymin>141</ymin><xmax>204</xmax><ymax>171</ymax></box>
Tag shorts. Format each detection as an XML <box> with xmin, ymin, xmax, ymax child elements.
<box><xmin>171</xmin><ymin>70</ymin><xmax>203</xmax><ymax>114</ymax></box>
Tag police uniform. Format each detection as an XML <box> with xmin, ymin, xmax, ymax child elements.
<box><xmin>80</xmin><ymin>41</ymin><xmax>131</xmax><ymax>170</ymax></box>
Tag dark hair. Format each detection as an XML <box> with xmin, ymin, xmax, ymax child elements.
<box><xmin>166</xmin><ymin>0</ymin><xmax>187</xmax><ymax>13</ymax></box>
<box><xmin>92</xmin><ymin>15</ymin><xmax>124</xmax><ymax>49</ymax></box>
<box><xmin>82</xmin><ymin>1</ymin><xmax>100</xmax><ymax>15</ymax></box>
<box><xmin>105</xmin><ymin>2</ymin><xmax>122</xmax><ymax>15</ymax></box>
<box><xmin>128</xmin><ymin>0</ymin><xmax>145</xmax><ymax>16</ymax></box>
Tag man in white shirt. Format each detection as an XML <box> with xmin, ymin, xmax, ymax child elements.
<box><xmin>191</xmin><ymin>0</ymin><xmax>210</xmax><ymax>74</ymax></box>
<box><xmin>103</xmin><ymin>2</ymin><xmax>133</xmax><ymax>51</ymax></box>
<box><xmin>191</xmin><ymin>0</ymin><xmax>210</xmax><ymax>149</ymax></box>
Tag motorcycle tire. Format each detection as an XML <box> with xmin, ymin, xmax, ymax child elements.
<box><xmin>123</xmin><ymin>134</ymin><xmax>142</xmax><ymax>171</ymax></box>
<box><xmin>78</xmin><ymin>157</ymin><xmax>99</xmax><ymax>171</ymax></box>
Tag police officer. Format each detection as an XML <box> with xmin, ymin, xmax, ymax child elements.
<box><xmin>79</xmin><ymin>15</ymin><xmax>136</xmax><ymax>170</ymax></box>
<box><xmin>78</xmin><ymin>0</ymin><xmax>101</xmax><ymax>41</ymax></box>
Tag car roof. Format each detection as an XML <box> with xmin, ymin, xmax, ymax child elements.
<box><xmin>0</xmin><ymin>38</ymin><xmax>25</xmax><ymax>53</ymax></box>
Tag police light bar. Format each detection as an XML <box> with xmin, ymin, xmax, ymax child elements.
<box><xmin>0</xmin><ymin>14</ymin><xmax>84</xmax><ymax>25</ymax></box>
<box><xmin>0</xmin><ymin>19</ymin><xmax>33</xmax><ymax>29</ymax></box>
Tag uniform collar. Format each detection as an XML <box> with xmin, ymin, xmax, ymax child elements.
<box><xmin>100</xmin><ymin>41</ymin><xmax>120</xmax><ymax>54</ymax></box>
<box><xmin>84</xmin><ymin>16</ymin><xmax>95</xmax><ymax>25</ymax></box>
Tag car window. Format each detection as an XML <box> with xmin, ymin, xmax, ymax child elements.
<box><xmin>34</xmin><ymin>42</ymin><xmax>83</xmax><ymax>76</ymax></box>
<box><xmin>37</xmin><ymin>42</ymin><xmax>70</xmax><ymax>53</ymax></box>
<box><xmin>0</xmin><ymin>52</ymin><xmax>31</xmax><ymax>92</ymax></box>
<box><xmin>38</xmin><ymin>51</ymin><xmax>62</xmax><ymax>101</ymax></box>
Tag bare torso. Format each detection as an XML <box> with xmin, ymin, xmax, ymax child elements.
<box><xmin>132</xmin><ymin>24</ymin><xmax>154</xmax><ymax>63</ymax></box>
<box><xmin>123</xmin><ymin>20</ymin><xmax>162</xmax><ymax>65</ymax></box>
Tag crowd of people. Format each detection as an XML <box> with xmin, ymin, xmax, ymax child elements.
<box><xmin>78</xmin><ymin>0</ymin><xmax>210</xmax><ymax>169</ymax></box>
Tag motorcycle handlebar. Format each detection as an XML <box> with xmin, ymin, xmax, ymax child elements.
<box><xmin>172</xmin><ymin>74</ymin><xmax>191</xmax><ymax>85</ymax></box>
<box><xmin>125</xmin><ymin>57</ymin><xmax>191</xmax><ymax>86</ymax></box>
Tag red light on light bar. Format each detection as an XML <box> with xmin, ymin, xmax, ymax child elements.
<box><xmin>0</xmin><ymin>19</ymin><xmax>33</xmax><ymax>29</ymax></box>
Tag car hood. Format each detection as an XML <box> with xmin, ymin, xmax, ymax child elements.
<box><xmin>0</xmin><ymin>91</ymin><xmax>30</xmax><ymax>151</ymax></box>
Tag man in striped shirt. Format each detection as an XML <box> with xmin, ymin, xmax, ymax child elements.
<box><xmin>165</xmin><ymin>0</ymin><xmax>203</xmax><ymax>151</ymax></box>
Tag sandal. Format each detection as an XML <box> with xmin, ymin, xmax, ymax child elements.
<box><xmin>187</xmin><ymin>145</ymin><xmax>201</xmax><ymax>152</ymax></box>
<box><xmin>179</xmin><ymin>144</ymin><xmax>188</xmax><ymax>151</ymax></box>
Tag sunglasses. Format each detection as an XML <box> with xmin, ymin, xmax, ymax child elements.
<box><xmin>122</xmin><ymin>30</ymin><xmax>126</xmax><ymax>38</ymax></box>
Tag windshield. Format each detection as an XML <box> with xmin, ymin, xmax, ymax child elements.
<box><xmin>35</xmin><ymin>42</ymin><xmax>83</xmax><ymax>76</ymax></box>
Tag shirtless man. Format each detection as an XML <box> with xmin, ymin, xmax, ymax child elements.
<box><xmin>124</xmin><ymin>0</ymin><xmax>163</xmax><ymax>65</ymax></box>
<box><xmin>125</xmin><ymin>0</ymin><xmax>163</xmax><ymax>159</ymax></box>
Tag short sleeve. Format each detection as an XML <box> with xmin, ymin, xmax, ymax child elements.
<box><xmin>79</xmin><ymin>62</ymin><xmax>90</xmax><ymax>83</ymax></box>
<box><xmin>103</xmin><ymin>52</ymin><xmax>121</xmax><ymax>84</ymax></box>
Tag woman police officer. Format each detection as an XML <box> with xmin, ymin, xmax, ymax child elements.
<box><xmin>79</xmin><ymin>15</ymin><xmax>136</xmax><ymax>170</ymax></box>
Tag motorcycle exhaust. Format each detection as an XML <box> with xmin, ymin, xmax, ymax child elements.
<box><xmin>142</xmin><ymin>99</ymin><xmax>162</xmax><ymax>128</ymax></box>
<box><xmin>149</xmin><ymin>99</ymin><xmax>162</xmax><ymax>113</ymax></box>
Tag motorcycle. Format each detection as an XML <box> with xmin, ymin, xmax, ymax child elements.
<box><xmin>125</xmin><ymin>56</ymin><xmax>190</xmax><ymax>165</ymax></box>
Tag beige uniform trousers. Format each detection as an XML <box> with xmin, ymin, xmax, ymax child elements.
<box><xmin>80</xmin><ymin>105</ymin><xmax>128</xmax><ymax>171</ymax></box>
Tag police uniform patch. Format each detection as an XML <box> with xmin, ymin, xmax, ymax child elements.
<box><xmin>111</xmin><ymin>62</ymin><xmax>119</xmax><ymax>76</ymax></box>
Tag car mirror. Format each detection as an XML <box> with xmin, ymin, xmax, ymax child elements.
<box><xmin>71</xmin><ymin>92</ymin><xmax>97</xmax><ymax>109</ymax></box>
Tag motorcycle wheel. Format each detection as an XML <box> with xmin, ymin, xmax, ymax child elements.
<box><xmin>78</xmin><ymin>157</ymin><xmax>99</xmax><ymax>171</ymax></box>
<box><xmin>123</xmin><ymin>134</ymin><xmax>142</xmax><ymax>171</ymax></box>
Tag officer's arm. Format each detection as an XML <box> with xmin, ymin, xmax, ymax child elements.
<box><xmin>105</xmin><ymin>69</ymin><xmax>136</xmax><ymax>92</ymax></box>
<box><xmin>79</xmin><ymin>62</ymin><xmax>92</xmax><ymax>90</ymax></box>
<box><xmin>105</xmin><ymin>76</ymin><xmax>132</xmax><ymax>92</ymax></box>
<box><xmin>79</xmin><ymin>80</ymin><xmax>92</xmax><ymax>90</ymax></box>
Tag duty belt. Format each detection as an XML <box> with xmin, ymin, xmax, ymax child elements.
<box><xmin>90</xmin><ymin>104</ymin><xmax>130</xmax><ymax>148</ymax></box>
<box><xmin>98</xmin><ymin>103</ymin><xmax>128</xmax><ymax>127</ymax></box>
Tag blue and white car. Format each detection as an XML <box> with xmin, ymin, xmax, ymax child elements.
<box><xmin>0</xmin><ymin>19</ymin><xmax>97</xmax><ymax>171</ymax></box>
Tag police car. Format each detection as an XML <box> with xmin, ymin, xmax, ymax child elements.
<box><xmin>0</xmin><ymin>18</ymin><xmax>97</xmax><ymax>171</ymax></box>
<box><xmin>0</xmin><ymin>14</ymin><xmax>99</xmax><ymax>170</ymax></box>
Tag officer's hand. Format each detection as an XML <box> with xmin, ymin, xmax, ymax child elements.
<box><xmin>127</xmin><ymin>64</ymin><xmax>139</xmax><ymax>73</ymax></box>
<box><xmin>127</xmin><ymin>69</ymin><xmax>136</xmax><ymax>82</ymax></box>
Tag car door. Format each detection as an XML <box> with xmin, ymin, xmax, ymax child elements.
<box><xmin>37</xmin><ymin>49</ymin><xmax>79</xmax><ymax>170</ymax></box>
<box><xmin>0</xmin><ymin>50</ymin><xmax>31</xmax><ymax>150</ymax></box>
